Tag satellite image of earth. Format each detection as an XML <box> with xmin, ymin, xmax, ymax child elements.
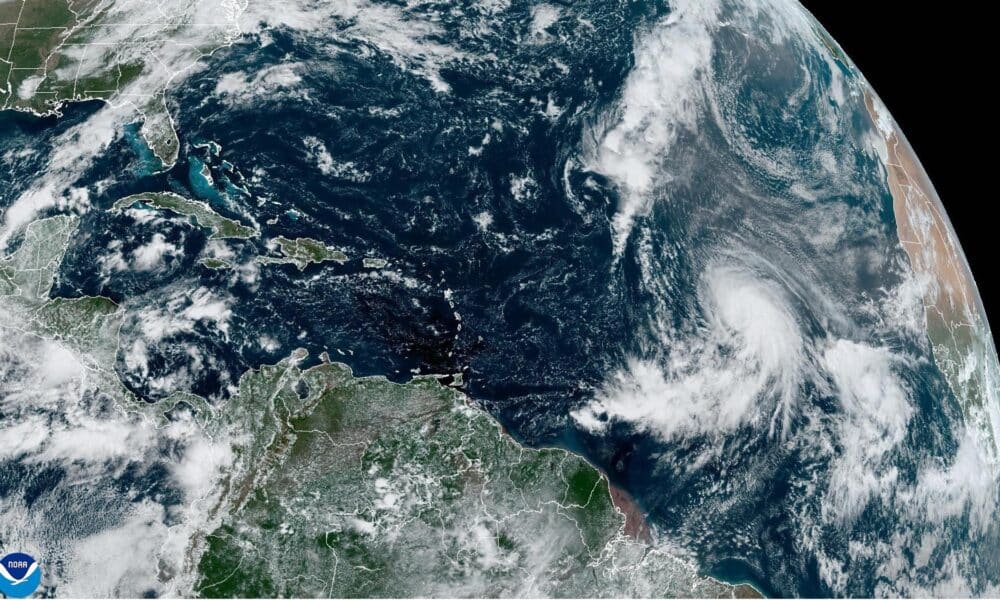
<box><xmin>1</xmin><ymin>0</ymin><xmax>998</xmax><ymax>597</ymax></box>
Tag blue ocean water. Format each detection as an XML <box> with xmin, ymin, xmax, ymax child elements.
<box><xmin>3</xmin><ymin>0</ymin><xmax>997</xmax><ymax>595</ymax></box>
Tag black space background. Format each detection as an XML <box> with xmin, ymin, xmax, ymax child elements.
<box><xmin>797</xmin><ymin>3</ymin><xmax>996</xmax><ymax>346</ymax></box>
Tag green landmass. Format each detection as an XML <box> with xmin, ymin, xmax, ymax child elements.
<box><xmin>32</xmin><ymin>295</ymin><xmax>119</xmax><ymax>352</ymax></box>
<box><xmin>1</xmin><ymin>0</ymin><xmax>244</xmax><ymax>166</ymax></box>
<box><xmin>0</xmin><ymin>214</ymin><xmax>203</xmax><ymax>417</ymax></box>
<box><xmin>363</xmin><ymin>257</ymin><xmax>388</xmax><ymax>268</ymax></box>
<box><xmin>112</xmin><ymin>191</ymin><xmax>257</xmax><ymax>240</ymax></box>
<box><xmin>194</xmin><ymin>352</ymin><xmax>753</xmax><ymax>598</ymax></box>
<box><xmin>1</xmin><ymin>214</ymin><xmax>752</xmax><ymax>598</ymax></box>
<box><xmin>199</xmin><ymin>257</ymin><xmax>235</xmax><ymax>270</ymax></box>
<box><xmin>0</xmin><ymin>215</ymin><xmax>132</xmax><ymax>398</ymax></box>
<box><xmin>257</xmin><ymin>236</ymin><xmax>348</xmax><ymax>270</ymax></box>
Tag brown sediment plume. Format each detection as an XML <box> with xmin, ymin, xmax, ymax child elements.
<box><xmin>733</xmin><ymin>583</ymin><xmax>764</xmax><ymax>599</ymax></box>
<box><xmin>606</xmin><ymin>480</ymin><xmax>763</xmax><ymax>598</ymax></box>
<box><xmin>608</xmin><ymin>482</ymin><xmax>653</xmax><ymax>543</ymax></box>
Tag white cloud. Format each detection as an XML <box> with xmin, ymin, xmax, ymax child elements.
<box><xmin>214</xmin><ymin>62</ymin><xmax>306</xmax><ymax>106</ymax></box>
<box><xmin>132</xmin><ymin>233</ymin><xmax>180</xmax><ymax>271</ymax></box>
<box><xmin>905</xmin><ymin>430</ymin><xmax>996</xmax><ymax>531</ymax></box>
<box><xmin>304</xmin><ymin>135</ymin><xmax>335</xmax><ymax>175</ymax></box>
<box><xmin>473</xmin><ymin>211</ymin><xmax>493</xmax><ymax>231</ymax></box>
<box><xmin>166</xmin><ymin>418</ymin><xmax>235</xmax><ymax>503</ymax></box>
<box><xmin>529</xmin><ymin>4</ymin><xmax>561</xmax><ymax>38</ymax></box>
<box><xmin>182</xmin><ymin>288</ymin><xmax>233</xmax><ymax>335</ymax></box>
<box><xmin>573</xmin><ymin>263</ymin><xmax>809</xmax><ymax>441</ymax></box>
<box><xmin>584</xmin><ymin>0</ymin><xmax>718</xmax><ymax>256</ymax></box>
<box><xmin>303</xmin><ymin>136</ymin><xmax>370</xmax><ymax>182</ymax></box>
<box><xmin>0</xmin><ymin>418</ymin><xmax>50</xmax><ymax>461</ymax></box>
<box><xmin>0</xmin><ymin>107</ymin><xmax>125</xmax><ymax>249</ymax></box>
<box><xmin>135</xmin><ymin>286</ymin><xmax>233</xmax><ymax>342</ymax></box>
<box><xmin>241</xmin><ymin>0</ymin><xmax>466</xmax><ymax>93</ymax></box>
<box><xmin>58</xmin><ymin>501</ymin><xmax>169</xmax><ymax>597</ymax></box>
<box><xmin>36</xmin><ymin>342</ymin><xmax>85</xmax><ymax>388</ymax></box>
<box><xmin>31</xmin><ymin>417</ymin><xmax>157</xmax><ymax>465</ymax></box>
<box><xmin>509</xmin><ymin>174</ymin><xmax>536</xmax><ymax>202</ymax></box>
<box><xmin>0</xmin><ymin>325</ymin><xmax>238</xmax><ymax>597</ymax></box>
<box><xmin>259</xmin><ymin>335</ymin><xmax>280</xmax><ymax>352</ymax></box>
<box><xmin>820</xmin><ymin>339</ymin><xmax>911</xmax><ymax>522</ymax></box>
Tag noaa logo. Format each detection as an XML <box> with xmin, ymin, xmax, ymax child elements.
<box><xmin>0</xmin><ymin>553</ymin><xmax>41</xmax><ymax>598</ymax></box>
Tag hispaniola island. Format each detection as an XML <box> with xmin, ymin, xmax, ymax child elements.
<box><xmin>1</xmin><ymin>0</ymin><xmax>998</xmax><ymax>597</ymax></box>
